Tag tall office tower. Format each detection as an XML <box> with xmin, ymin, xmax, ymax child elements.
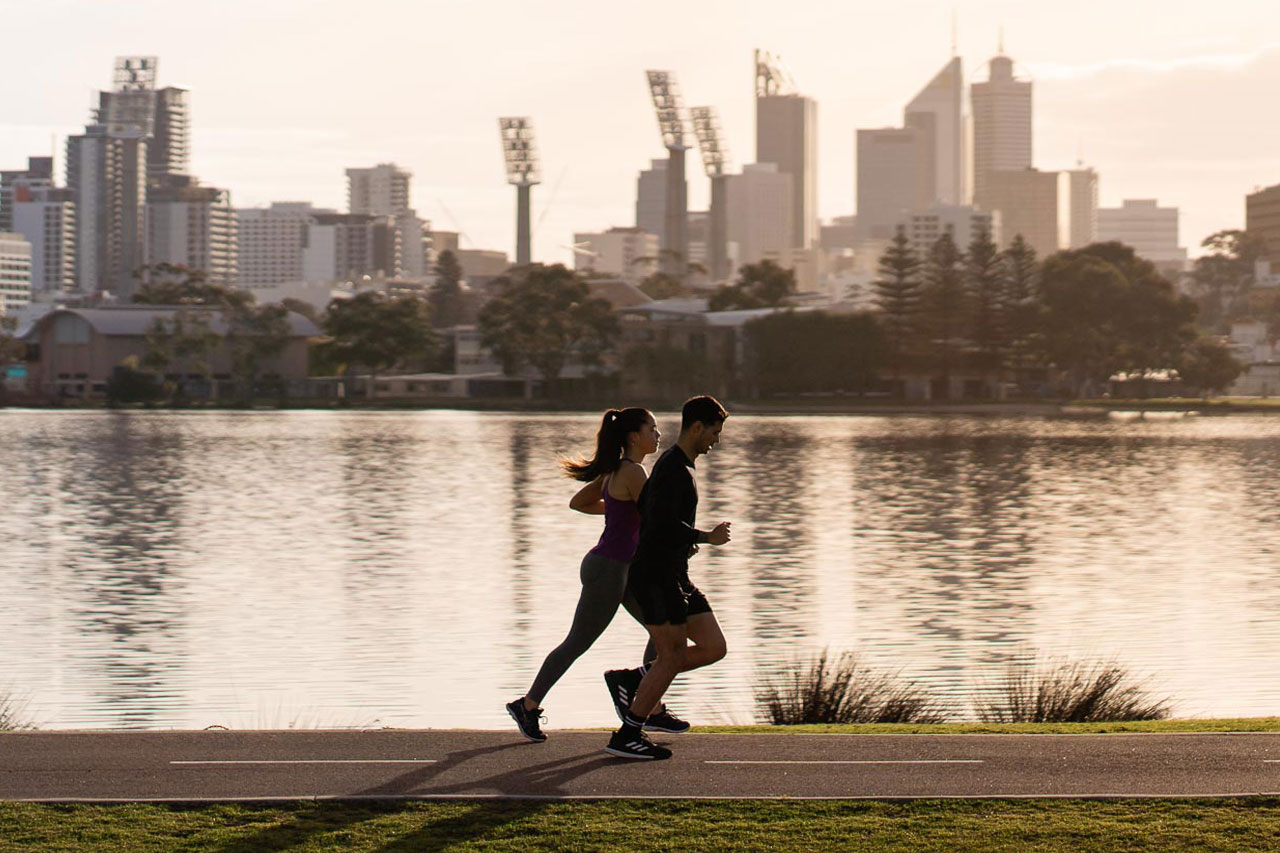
<box><xmin>302</xmin><ymin>213</ymin><xmax>400</xmax><ymax>283</ymax></box>
<box><xmin>236</xmin><ymin>202</ymin><xmax>334</xmax><ymax>287</ymax></box>
<box><xmin>755</xmin><ymin>50</ymin><xmax>818</xmax><ymax>248</ymax></box>
<box><xmin>905</xmin><ymin>56</ymin><xmax>966</xmax><ymax>206</ymax></box>
<box><xmin>905</xmin><ymin>205</ymin><xmax>1000</xmax><ymax>258</ymax></box>
<box><xmin>1067</xmin><ymin>167</ymin><xmax>1099</xmax><ymax>248</ymax></box>
<box><xmin>345</xmin><ymin>163</ymin><xmax>426</xmax><ymax>277</ymax></box>
<box><xmin>724</xmin><ymin>163</ymin><xmax>794</xmax><ymax>268</ymax></box>
<box><xmin>982</xmin><ymin>168</ymin><xmax>1070</xmax><ymax>257</ymax></box>
<box><xmin>150</xmin><ymin>87</ymin><xmax>190</xmax><ymax>180</ymax></box>
<box><xmin>856</xmin><ymin>127</ymin><xmax>932</xmax><ymax>239</ymax></box>
<box><xmin>635</xmin><ymin>159</ymin><xmax>670</xmax><ymax>244</ymax></box>
<box><xmin>66</xmin><ymin>126</ymin><xmax>147</xmax><ymax>298</ymax></box>
<box><xmin>144</xmin><ymin>175</ymin><xmax>237</xmax><ymax>284</ymax></box>
<box><xmin>11</xmin><ymin>185</ymin><xmax>76</xmax><ymax>292</ymax></box>
<box><xmin>0</xmin><ymin>156</ymin><xmax>54</xmax><ymax>232</ymax></box>
<box><xmin>571</xmin><ymin>227</ymin><xmax>659</xmax><ymax>282</ymax></box>
<box><xmin>971</xmin><ymin>53</ymin><xmax>1031</xmax><ymax>208</ymax></box>
<box><xmin>1097</xmin><ymin>199</ymin><xmax>1187</xmax><ymax>273</ymax></box>
<box><xmin>0</xmin><ymin>232</ymin><xmax>33</xmax><ymax>316</ymax></box>
<box><xmin>1246</xmin><ymin>183</ymin><xmax>1280</xmax><ymax>266</ymax></box>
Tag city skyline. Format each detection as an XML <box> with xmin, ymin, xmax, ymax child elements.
<box><xmin>2</xmin><ymin>0</ymin><xmax>1277</xmax><ymax>265</ymax></box>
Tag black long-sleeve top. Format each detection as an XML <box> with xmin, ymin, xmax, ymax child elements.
<box><xmin>629</xmin><ymin>445</ymin><xmax>704</xmax><ymax>576</ymax></box>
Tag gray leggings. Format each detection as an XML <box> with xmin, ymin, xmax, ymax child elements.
<box><xmin>526</xmin><ymin>551</ymin><xmax>657</xmax><ymax>705</ymax></box>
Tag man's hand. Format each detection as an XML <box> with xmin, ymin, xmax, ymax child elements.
<box><xmin>708</xmin><ymin>521</ymin><xmax>731</xmax><ymax>546</ymax></box>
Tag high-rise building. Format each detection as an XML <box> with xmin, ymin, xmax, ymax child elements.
<box><xmin>302</xmin><ymin>213</ymin><xmax>399</xmax><ymax>283</ymax></box>
<box><xmin>635</xmin><ymin>159</ymin><xmax>670</xmax><ymax>246</ymax></box>
<box><xmin>1097</xmin><ymin>199</ymin><xmax>1187</xmax><ymax>272</ymax></box>
<box><xmin>144</xmin><ymin>176</ymin><xmax>237</xmax><ymax>284</ymax></box>
<box><xmin>94</xmin><ymin>58</ymin><xmax>189</xmax><ymax>184</ymax></box>
<box><xmin>725</xmin><ymin>163</ymin><xmax>794</xmax><ymax>269</ymax></box>
<box><xmin>150</xmin><ymin>87</ymin><xmax>190</xmax><ymax>181</ymax></box>
<box><xmin>906</xmin><ymin>205</ymin><xmax>1001</xmax><ymax>258</ymax></box>
<box><xmin>345</xmin><ymin>163</ymin><xmax>426</xmax><ymax>277</ymax></box>
<box><xmin>571</xmin><ymin>227</ymin><xmax>658</xmax><ymax>282</ymax></box>
<box><xmin>0</xmin><ymin>156</ymin><xmax>55</xmax><ymax>232</ymax></box>
<box><xmin>11</xmin><ymin>185</ymin><xmax>76</xmax><ymax>293</ymax></box>
<box><xmin>236</xmin><ymin>202</ymin><xmax>335</xmax><ymax>287</ymax></box>
<box><xmin>982</xmin><ymin>168</ymin><xmax>1070</xmax><ymax>258</ymax></box>
<box><xmin>1246</xmin><ymin>183</ymin><xmax>1280</xmax><ymax>266</ymax></box>
<box><xmin>1067</xmin><ymin>167</ymin><xmax>1099</xmax><ymax>248</ymax></box>
<box><xmin>905</xmin><ymin>56</ymin><xmax>966</xmax><ymax>206</ymax></box>
<box><xmin>66</xmin><ymin>126</ymin><xmax>147</xmax><ymax>298</ymax></box>
<box><xmin>755</xmin><ymin>51</ymin><xmax>818</xmax><ymax>248</ymax></box>
<box><xmin>856</xmin><ymin>127</ymin><xmax>932</xmax><ymax>239</ymax></box>
<box><xmin>971</xmin><ymin>54</ymin><xmax>1032</xmax><ymax>208</ymax></box>
<box><xmin>0</xmin><ymin>232</ymin><xmax>33</xmax><ymax>316</ymax></box>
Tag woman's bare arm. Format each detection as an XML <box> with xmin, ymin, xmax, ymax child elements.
<box><xmin>569</xmin><ymin>477</ymin><xmax>606</xmax><ymax>515</ymax></box>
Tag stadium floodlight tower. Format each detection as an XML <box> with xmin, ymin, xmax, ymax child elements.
<box><xmin>646</xmin><ymin>70</ymin><xmax>690</xmax><ymax>281</ymax></box>
<box><xmin>499</xmin><ymin>117</ymin><xmax>541</xmax><ymax>266</ymax></box>
<box><xmin>690</xmin><ymin>106</ymin><xmax>731</xmax><ymax>283</ymax></box>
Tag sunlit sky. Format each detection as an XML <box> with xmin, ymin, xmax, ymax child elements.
<box><xmin>2</xmin><ymin>0</ymin><xmax>1277</xmax><ymax>264</ymax></box>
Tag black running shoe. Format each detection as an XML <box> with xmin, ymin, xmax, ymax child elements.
<box><xmin>604</xmin><ymin>730</ymin><xmax>672</xmax><ymax>760</ymax></box>
<box><xmin>644</xmin><ymin>705</ymin><xmax>691</xmax><ymax>734</ymax></box>
<box><xmin>603</xmin><ymin>668</ymin><xmax>642</xmax><ymax>721</ymax></box>
<box><xmin>505</xmin><ymin>699</ymin><xmax>547</xmax><ymax>743</ymax></box>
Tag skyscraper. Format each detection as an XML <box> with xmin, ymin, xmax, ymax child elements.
<box><xmin>904</xmin><ymin>56</ymin><xmax>966</xmax><ymax>206</ymax></box>
<box><xmin>145</xmin><ymin>175</ymin><xmax>237</xmax><ymax>285</ymax></box>
<box><xmin>971</xmin><ymin>54</ymin><xmax>1032</xmax><ymax>208</ymax></box>
<box><xmin>1067</xmin><ymin>167</ymin><xmax>1099</xmax><ymax>248</ymax></box>
<box><xmin>66</xmin><ymin>126</ymin><xmax>147</xmax><ymax>297</ymax></box>
<box><xmin>635</xmin><ymin>159</ymin><xmax>670</xmax><ymax>245</ymax></box>
<box><xmin>236</xmin><ymin>202</ymin><xmax>335</xmax><ymax>287</ymax></box>
<box><xmin>345</xmin><ymin>163</ymin><xmax>426</xmax><ymax>277</ymax></box>
<box><xmin>855</xmin><ymin>127</ymin><xmax>932</xmax><ymax>239</ymax></box>
<box><xmin>11</xmin><ymin>185</ymin><xmax>76</xmax><ymax>293</ymax></box>
<box><xmin>982</xmin><ymin>168</ymin><xmax>1070</xmax><ymax>257</ymax></box>
<box><xmin>724</xmin><ymin>163</ymin><xmax>794</xmax><ymax>268</ymax></box>
<box><xmin>1246</xmin><ymin>183</ymin><xmax>1280</xmax><ymax>267</ymax></box>
<box><xmin>755</xmin><ymin>50</ymin><xmax>818</xmax><ymax>248</ymax></box>
<box><xmin>1098</xmin><ymin>199</ymin><xmax>1187</xmax><ymax>273</ymax></box>
<box><xmin>0</xmin><ymin>156</ymin><xmax>54</xmax><ymax>233</ymax></box>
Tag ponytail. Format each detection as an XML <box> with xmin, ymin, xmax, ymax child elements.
<box><xmin>562</xmin><ymin>407</ymin><xmax>651</xmax><ymax>481</ymax></box>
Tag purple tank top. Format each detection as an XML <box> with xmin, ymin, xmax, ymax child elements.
<box><xmin>590</xmin><ymin>474</ymin><xmax>641</xmax><ymax>562</ymax></box>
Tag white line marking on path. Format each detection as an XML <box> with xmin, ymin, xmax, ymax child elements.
<box><xmin>704</xmin><ymin>760</ymin><xmax>984</xmax><ymax>765</ymax></box>
<box><xmin>170</xmin><ymin>760</ymin><xmax>438</xmax><ymax>766</ymax></box>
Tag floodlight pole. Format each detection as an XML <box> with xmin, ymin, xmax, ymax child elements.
<box><xmin>691</xmin><ymin>106</ymin><xmax>731</xmax><ymax>283</ymax></box>
<box><xmin>646</xmin><ymin>71</ymin><xmax>690</xmax><ymax>282</ymax></box>
<box><xmin>499</xmin><ymin>117</ymin><xmax>541</xmax><ymax>266</ymax></box>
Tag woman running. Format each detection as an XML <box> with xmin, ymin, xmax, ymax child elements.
<box><xmin>507</xmin><ymin>407</ymin><xmax>687</xmax><ymax>741</ymax></box>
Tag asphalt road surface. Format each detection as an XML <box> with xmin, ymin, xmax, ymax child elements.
<box><xmin>4</xmin><ymin>730</ymin><xmax>1280</xmax><ymax>801</ymax></box>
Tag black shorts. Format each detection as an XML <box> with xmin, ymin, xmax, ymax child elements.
<box><xmin>628</xmin><ymin>568</ymin><xmax>712</xmax><ymax>627</ymax></box>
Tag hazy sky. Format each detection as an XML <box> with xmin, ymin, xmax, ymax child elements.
<box><xmin>2</xmin><ymin>0</ymin><xmax>1277</xmax><ymax>264</ymax></box>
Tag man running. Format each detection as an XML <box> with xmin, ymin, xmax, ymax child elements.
<box><xmin>604</xmin><ymin>395</ymin><xmax>732</xmax><ymax>760</ymax></box>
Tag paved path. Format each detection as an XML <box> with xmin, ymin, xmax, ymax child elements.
<box><xmin>4</xmin><ymin>730</ymin><xmax>1280</xmax><ymax>801</ymax></box>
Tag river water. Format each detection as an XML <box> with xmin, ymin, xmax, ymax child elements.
<box><xmin>1</xmin><ymin>409</ymin><xmax>1278</xmax><ymax>730</ymax></box>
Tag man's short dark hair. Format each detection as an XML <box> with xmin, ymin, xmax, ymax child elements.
<box><xmin>681</xmin><ymin>395</ymin><xmax>729</xmax><ymax>430</ymax></box>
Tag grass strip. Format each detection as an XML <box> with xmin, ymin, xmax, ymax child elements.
<box><xmin>3</xmin><ymin>799</ymin><xmax>1280</xmax><ymax>852</ymax></box>
<box><xmin>682</xmin><ymin>718</ymin><xmax>1280</xmax><ymax>735</ymax></box>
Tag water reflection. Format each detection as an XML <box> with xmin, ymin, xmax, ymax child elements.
<box><xmin>2</xmin><ymin>410</ymin><xmax>1280</xmax><ymax>730</ymax></box>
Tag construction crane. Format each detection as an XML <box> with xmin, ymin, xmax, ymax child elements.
<box><xmin>645</xmin><ymin>71</ymin><xmax>690</xmax><ymax>281</ymax></box>
<box><xmin>498</xmin><ymin>117</ymin><xmax>540</xmax><ymax>266</ymax></box>
<box><xmin>690</xmin><ymin>106</ymin><xmax>731</xmax><ymax>283</ymax></box>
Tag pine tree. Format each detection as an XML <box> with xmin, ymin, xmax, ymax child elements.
<box><xmin>873</xmin><ymin>226</ymin><xmax>922</xmax><ymax>377</ymax></box>
<box><xmin>919</xmin><ymin>230</ymin><xmax>967</xmax><ymax>396</ymax></box>
<box><xmin>965</xmin><ymin>225</ymin><xmax>1006</xmax><ymax>375</ymax></box>
<box><xmin>428</xmin><ymin>250</ymin><xmax>465</xmax><ymax>329</ymax></box>
<box><xmin>1000</xmin><ymin>234</ymin><xmax>1041</xmax><ymax>382</ymax></box>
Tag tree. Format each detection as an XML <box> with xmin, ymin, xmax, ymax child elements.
<box><xmin>226</xmin><ymin>303</ymin><xmax>292</xmax><ymax>403</ymax></box>
<box><xmin>1191</xmin><ymin>230</ymin><xmax>1265</xmax><ymax>333</ymax></box>
<box><xmin>428</xmin><ymin>250</ymin><xmax>467</xmax><ymax>329</ymax></box>
<box><xmin>105</xmin><ymin>356</ymin><xmax>162</xmax><ymax>405</ymax></box>
<box><xmin>918</xmin><ymin>231</ymin><xmax>967</xmax><ymax>395</ymax></box>
<box><xmin>1177</xmin><ymin>338</ymin><xmax>1243</xmax><ymax>397</ymax></box>
<box><xmin>1001</xmin><ymin>234</ymin><xmax>1042</xmax><ymax>384</ymax></box>
<box><xmin>477</xmin><ymin>264</ymin><xmax>619</xmax><ymax>395</ymax></box>
<box><xmin>1040</xmin><ymin>244</ymin><xmax>1198</xmax><ymax>397</ymax></box>
<box><xmin>873</xmin><ymin>227</ymin><xmax>922</xmax><ymax>378</ymax></box>
<box><xmin>280</xmin><ymin>298</ymin><xmax>320</xmax><ymax>325</ymax></box>
<box><xmin>708</xmin><ymin>260</ymin><xmax>797</xmax><ymax>311</ymax></box>
<box><xmin>141</xmin><ymin>309</ymin><xmax>221</xmax><ymax>401</ymax></box>
<box><xmin>133</xmin><ymin>263</ymin><xmax>253</xmax><ymax>311</ymax></box>
<box><xmin>323</xmin><ymin>292</ymin><xmax>438</xmax><ymax>397</ymax></box>
<box><xmin>965</xmin><ymin>226</ymin><xmax>1006</xmax><ymax>375</ymax></box>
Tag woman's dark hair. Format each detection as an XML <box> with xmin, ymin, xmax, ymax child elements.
<box><xmin>562</xmin><ymin>407</ymin><xmax>652</xmax><ymax>482</ymax></box>
<box><xmin>681</xmin><ymin>395</ymin><xmax>728</xmax><ymax>430</ymax></box>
